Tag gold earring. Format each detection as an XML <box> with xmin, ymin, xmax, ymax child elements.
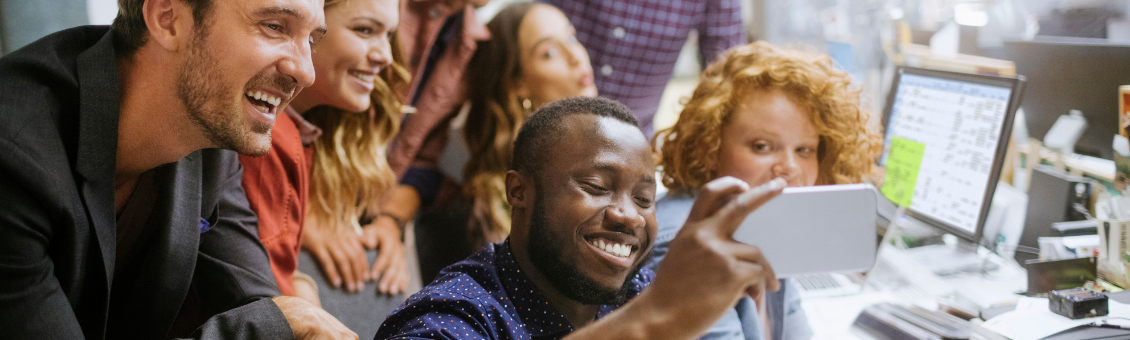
<box><xmin>522</xmin><ymin>98</ymin><xmax>532</xmax><ymax>110</ymax></box>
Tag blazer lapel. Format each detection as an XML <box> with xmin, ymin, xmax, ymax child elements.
<box><xmin>124</xmin><ymin>152</ymin><xmax>202</xmax><ymax>338</ymax></box>
<box><xmin>74</xmin><ymin>30</ymin><xmax>122</xmax><ymax>292</ymax></box>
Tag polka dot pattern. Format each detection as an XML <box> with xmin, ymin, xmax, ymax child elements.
<box><xmin>375</xmin><ymin>241</ymin><xmax>654</xmax><ymax>339</ymax></box>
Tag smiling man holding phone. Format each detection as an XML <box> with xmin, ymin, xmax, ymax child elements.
<box><xmin>377</xmin><ymin>97</ymin><xmax>786</xmax><ymax>340</ymax></box>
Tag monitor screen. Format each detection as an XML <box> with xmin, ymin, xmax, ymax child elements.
<box><xmin>881</xmin><ymin>70</ymin><xmax>1016</xmax><ymax>238</ymax></box>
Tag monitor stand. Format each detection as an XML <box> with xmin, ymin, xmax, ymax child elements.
<box><xmin>884</xmin><ymin>208</ymin><xmax>999</xmax><ymax>276</ymax></box>
<box><xmin>904</xmin><ymin>240</ymin><xmax>998</xmax><ymax>276</ymax></box>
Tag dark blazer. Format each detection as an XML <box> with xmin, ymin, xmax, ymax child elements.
<box><xmin>0</xmin><ymin>26</ymin><xmax>291</xmax><ymax>339</ymax></box>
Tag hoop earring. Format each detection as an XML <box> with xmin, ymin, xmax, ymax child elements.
<box><xmin>522</xmin><ymin>98</ymin><xmax>532</xmax><ymax>110</ymax></box>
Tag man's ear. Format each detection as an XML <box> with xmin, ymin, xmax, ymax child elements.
<box><xmin>505</xmin><ymin>170</ymin><xmax>531</xmax><ymax>209</ymax></box>
<box><xmin>143</xmin><ymin>0</ymin><xmax>193</xmax><ymax>52</ymax></box>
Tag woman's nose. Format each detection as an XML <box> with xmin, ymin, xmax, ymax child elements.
<box><xmin>369</xmin><ymin>39</ymin><xmax>391</xmax><ymax>69</ymax></box>
<box><xmin>565</xmin><ymin>45</ymin><xmax>582</xmax><ymax>67</ymax></box>
<box><xmin>772</xmin><ymin>151</ymin><xmax>801</xmax><ymax>179</ymax></box>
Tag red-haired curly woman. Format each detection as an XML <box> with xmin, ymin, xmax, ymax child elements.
<box><xmin>646</xmin><ymin>41</ymin><xmax>883</xmax><ymax>340</ymax></box>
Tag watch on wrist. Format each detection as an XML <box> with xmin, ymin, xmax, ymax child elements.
<box><xmin>377</xmin><ymin>212</ymin><xmax>408</xmax><ymax>233</ymax></box>
<box><xmin>293</xmin><ymin>272</ymin><xmax>318</xmax><ymax>294</ymax></box>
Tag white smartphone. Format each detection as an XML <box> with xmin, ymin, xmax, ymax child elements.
<box><xmin>732</xmin><ymin>183</ymin><xmax>879</xmax><ymax>277</ymax></box>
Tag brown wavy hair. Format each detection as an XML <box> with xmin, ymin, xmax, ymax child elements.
<box><xmin>656</xmin><ymin>41</ymin><xmax>882</xmax><ymax>194</ymax></box>
<box><xmin>462</xmin><ymin>2</ymin><xmax>539</xmax><ymax>247</ymax></box>
<box><xmin>304</xmin><ymin>0</ymin><xmax>411</xmax><ymax>233</ymax></box>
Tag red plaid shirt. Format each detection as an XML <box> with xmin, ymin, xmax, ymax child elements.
<box><xmin>542</xmin><ymin>0</ymin><xmax>746</xmax><ymax>136</ymax></box>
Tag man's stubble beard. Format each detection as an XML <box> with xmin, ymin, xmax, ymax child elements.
<box><xmin>176</xmin><ymin>27</ymin><xmax>273</xmax><ymax>156</ymax></box>
<box><xmin>526</xmin><ymin>182</ymin><xmax>650</xmax><ymax>306</ymax></box>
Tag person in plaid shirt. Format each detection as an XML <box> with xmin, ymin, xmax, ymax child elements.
<box><xmin>541</xmin><ymin>0</ymin><xmax>746</xmax><ymax>137</ymax></box>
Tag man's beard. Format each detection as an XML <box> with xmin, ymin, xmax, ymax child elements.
<box><xmin>527</xmin><ymin>191</ymin><xmax>650</xmax><ymax>306</ymax></box>
<box><xmin>176</xmin><ymin>28</ymin><xmax>293</xmax><ymax>156</ymax></box>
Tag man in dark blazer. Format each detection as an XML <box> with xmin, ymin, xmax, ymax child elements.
<box><xmin>0</xmin><ymin>0</ymin><xmax>355</xmax><ymax>338</ymax></box>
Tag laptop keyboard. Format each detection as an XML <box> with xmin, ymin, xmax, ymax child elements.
<box><xmin>798</xmin><ymin>273</ymin><xmax>843</xmax><ymax>290</ymax></box>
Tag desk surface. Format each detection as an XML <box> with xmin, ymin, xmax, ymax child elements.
<box><xmin>802</xmin><ymin>244</ymin><xmax>1028</xmax><ymax>339</ymax></box>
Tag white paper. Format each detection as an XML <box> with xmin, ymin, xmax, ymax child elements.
<box><xmin>1115</xmin><ymin>135</ymin><xmax>1130</xmax><ymax>157</ymax></box>
<box><xmin>983</xmin><ymin>297</ymin><xmax>1090</xmax><ymax>340</ymax></box>
<box><xmin>982</xmin><ymin>297</ymin><xmax>1130</xmax><ymax>340</ymax></box>
<box><xmin>1061</xmin><ymin>235</ymin><xmax>1101</xmax><ymax>248</ymax></box>
<box><xmin>930</xmin><ymin>22</ymin><xmax>960</xmax><ymax>58</ymax></box>
<box><xmin>1062</xmin><ymin>235</ymin><xmax>1101</xmax><ymax>257</ymax></box>
<box><xmin>1037</xmin><ymin>238</ymin><xmax>1073</xmax><ymax>260</ymax></box>
<box><xmin>804</xmin><ymin>292</ymin><xmax>896</xmax><ymax>340</ymax></box>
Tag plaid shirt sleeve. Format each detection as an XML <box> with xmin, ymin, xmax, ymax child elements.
<box><xmin>698</xmin><ymin>0</ymin><xmax>746</xmax><ymax>67</ymax></box>
<box><xmin>544</xmin><ymin>0</ymin><xmax>746</xmax><ymax>135</ymax></box>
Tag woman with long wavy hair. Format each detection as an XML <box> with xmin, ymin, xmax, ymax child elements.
<box><xmin>284</xmin><ymin>0</ymin><xmax>410</xmax><ymax>335</ymax></box>
<box><xmin>647</xmin><ymin>41</ymin><xmax>883</xmax><ymax>340</ymax></box>
<box><xmin>238</xmin><ymin>0</ymin><xmax>409</xmax><ymax>335</ymax></box>
<box><xmin>461</xmin><ymin>2</ymin><xmax>598</xmax><ymax>248</ymax></box>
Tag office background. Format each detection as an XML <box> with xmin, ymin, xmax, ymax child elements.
<box><xmin>7</xmin><ymin>1</ymin><xmax>1130</xmax><ymax>93</ymax></box>
<box><xmin>4</xmin><ymin>1</ymin><xmax>1130</xmax><ymax>338</ymax></box>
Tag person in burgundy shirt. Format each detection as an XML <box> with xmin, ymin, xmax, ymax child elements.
<box><xmin>379</xmin><ymin>0</ymin><xmax>493</xmax><ymax>286</ymax></box>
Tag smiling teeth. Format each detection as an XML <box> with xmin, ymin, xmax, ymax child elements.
<box><xmin>591</xmin><ymin>239</ymin><xmax>632</xmax><ymax>258</ymax></box>
<box><xmin>350</xmin><ymin>71</ymin><xmax>375</xmax><ymax>84</ymax></box>
<box><xmin>246</xmin><ymin>91</ymin><xmax>282</xmax><ymax>107</ymax></box>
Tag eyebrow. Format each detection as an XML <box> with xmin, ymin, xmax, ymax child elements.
<box><xmin>254</xmin><ymin>6</ymin><xmax>302</xmax><ymax>19</ymax></box>
<box><xmin>750</xmin><ymin>127</ymin><xmax>821</xmax><ymax>141</ymax></box>
<box><xmin>525</xmin><ymin>25</ymin><xmax>576</xmax><ymax>56</ymax></box>
<box><xmin>591</xmin><ymin>162</ymin><xmax>618</xmax><ymax>173</ymax></box>
<box><xmin>526</xmin><ymin>37</ymin><xmax>556</xmax><ymax>56</ymax></box>
<box><xmin>746</xmin><ymin>127</ymin><xmax>781</xmax><ymax>137</ymax></box>
<box><xmin>590</xmin><ymin>162</ymin><xmax>655</xmax><ymax>184</ymax></box>
<box><xmin>355</xmin><ymin>17</ymin><xmax>389</xmax><ymax>31</ymax></box>
<box><xmin>254</xmin><ymin>6</ymin><xmax>328</xmax><ymax>36</ymax></box>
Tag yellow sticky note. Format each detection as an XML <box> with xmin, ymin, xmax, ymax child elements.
<box><xmin>881</xmin><ymin>137</ymin><xmax>925</xmax><ymax>207</ymax></box>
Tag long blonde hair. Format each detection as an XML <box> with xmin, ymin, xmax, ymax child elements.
<box><xmin>656</xmin><ymin>42</ymin><xmax>882</xmax><ymax>194</ymax></box>
<box><xmin>462</xmin><ymin>2</ymin><xmax>539</xmax><ymax>247</ymax></box>
<box><xmin>305</xmin><ymin>0</ymin><xmax>410</xmax><ymax>232</ymax></box>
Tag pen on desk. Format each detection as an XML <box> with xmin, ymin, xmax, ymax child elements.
<box><xmin>1090</xmin><ymin>321</ymin><xmax>1130</xmax><ymax>330</ymax></box>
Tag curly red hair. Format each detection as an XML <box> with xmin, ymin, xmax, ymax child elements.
<box><xmin>655</xmin><ymin>41</ymin><xmax>883</xmax><ymax>194</ymax></box>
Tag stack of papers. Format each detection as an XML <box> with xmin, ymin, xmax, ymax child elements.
<box><xmin>982</xmin><ymin>296</ymin><xmax>1130</xmax><ymax>339</ymax></box>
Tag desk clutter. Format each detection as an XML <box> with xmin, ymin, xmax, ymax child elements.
<box><xmin>806</xmin><ymin>70</ymin><xmax>1130</xmax><ymax>338</ymax></box>
<box><xmin>806</xmin><ymin>244</ymin><xmax>1130</xmax><ymax>340</ymax></box>
<box><xmin>1049</xmin><ymin>286</ymin><xmax>1109</xmax><ymax>320</ymax></box>
<box><xmin>853</xmin><ymin>303</ymin><xmax>971</xmax><ymax>339</ymax></box>
<box><xmin>813</xmin><ymin>162</ymin><xmax>1130</xmax><ymax>340</ymax></box>
<box><xmin>977</xmin><ymin>293</ymin><xmax>1130</xmax><ymax>340</ymax></box>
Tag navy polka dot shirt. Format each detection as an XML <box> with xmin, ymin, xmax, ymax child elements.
<box><xmin>375</xmin><ymin>241</ymin><xmax>653</xmax><ymax>339</ymax></box>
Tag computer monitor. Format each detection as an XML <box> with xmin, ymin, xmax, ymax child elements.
<box><xmin>997</xmin><ymin>37</ymin><xmax>1130</xmax><ymax>159</ymax></box>
<box><xmin>879</xmin><ymin>67</ymin><xmax>1026</xmax><ymax>246</ymax></box>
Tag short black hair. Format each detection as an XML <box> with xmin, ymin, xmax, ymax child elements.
<box><xmin>511</xmin><ymin>97</ymin><xmax>639</xmax><ymax>177</ymax></box>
